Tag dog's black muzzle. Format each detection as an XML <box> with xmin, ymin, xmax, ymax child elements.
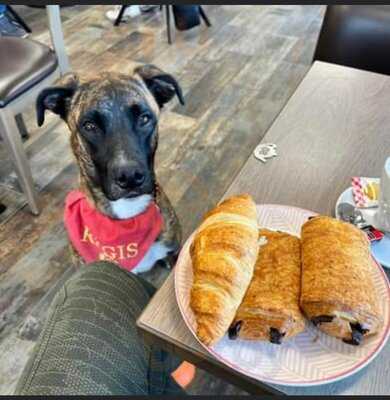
<box><xmin>103</xmin><ymin>157</ymin><xmax>155</xmax><ymax>201</ymax></box>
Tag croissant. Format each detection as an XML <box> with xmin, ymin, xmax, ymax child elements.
<box><xmin>190</xmin><ymin>194</ymin><xmax>259</xmax><ymax>346</ymax></box>
<box><xmin>300</xmin><ymin>216</ymin><xmax>383</xmax><ymax>345</ymax></box>
<box><xmin>230</xmin><ymin>229</ymin><xmax>305</xmax><ymax>343</ymax></box>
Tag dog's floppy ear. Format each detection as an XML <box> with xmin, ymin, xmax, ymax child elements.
<box><xmin>36</xmin><ymin>73</ymin><xmax>80</xmax><ymax>126</ymax></box>
<box><xmin>135</xmin><ymin>64</ymin><xmax>185</xmax><ymax>108</ymax></box>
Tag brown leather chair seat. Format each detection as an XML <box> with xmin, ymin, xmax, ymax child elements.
<box><xmin>0</xmin><ymin>37</ymin><xmax>58</xmax><ymax>108</ymax></box>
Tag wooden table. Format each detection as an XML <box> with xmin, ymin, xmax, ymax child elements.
<box><xmin>137</xmin><ymin>61</ymin><xmax>390</xmax><ymax>395</ymax></box>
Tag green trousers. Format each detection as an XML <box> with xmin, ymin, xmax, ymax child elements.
<box><xmin>15</xmin><ymin>261</ymin><xmax>185</xmax><ymax>395</ymax></box>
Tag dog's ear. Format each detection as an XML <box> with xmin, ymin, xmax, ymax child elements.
<box><xmin>135</xmin><ymin>64</ymin><xmax>185</xmax><ymax>108</ymax></box>
<box><xmin>36</xmin><ymin>73</ymin><xmax>80</xmax><ymax>126</ymax></box>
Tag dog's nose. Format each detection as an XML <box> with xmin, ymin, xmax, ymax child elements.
<box><xmin>115</xmin><ymin>168</ymin><xmax>145</xmax><ymax>189</ymax></box>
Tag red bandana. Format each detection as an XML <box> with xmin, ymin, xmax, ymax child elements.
<box><xmin>64</xmin><ymin>190</ymin><xmax>163</xmax><ymax>272</ymax></box>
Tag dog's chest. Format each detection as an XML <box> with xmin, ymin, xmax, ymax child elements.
<box><xmin>109</xmin><ymin>195</ymin><xmax>152</xmax><ymax>219</ymax></box>
<box><xmin>109</xmin><ymin>195</ymin><xmax>170</xmax><ymax>273</ymax></box>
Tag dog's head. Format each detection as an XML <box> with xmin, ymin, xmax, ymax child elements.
<box><xmin>36</xmin><ymin>65</ymin><xmax>184</xmax><ymax>201</ymax></box>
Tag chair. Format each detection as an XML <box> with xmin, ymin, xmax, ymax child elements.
<box><xmin>0</xmin><ymin>5</ymin><xmax>69</xmax><ymax>215</ymax></box>
<box><xmin>6</xmin><ymin>5</ymin><xmax>32</xmax><ymax>35</ymax></box>
<box><xmin>113</xmin><ymin>5</ymin><xmax>211</xmax><ymax>44</ymax></box>
<box><xmin>313</xmin><ymin>5</ymin><xmax>390</xmax><ymax>75</ymax></box>
<box><xmin>165</xmin><ymin>5</ymin><xmax>211</xmax><ymax>45</ymax></box>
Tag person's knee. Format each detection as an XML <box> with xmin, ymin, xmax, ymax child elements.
<box><xmin>65</xmin><ymin>261</ymin><xmax>156</xmax><ymax>313</ymax></box>
<box><xmin>16</xmin><ymin>261</ymin><xmax>157</xmax><ymax>395</ymax></box>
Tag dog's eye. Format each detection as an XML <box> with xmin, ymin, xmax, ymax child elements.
<box><xmin>139</xmin><ymin>113</ymin><xmax>152</xmax><ymax>126</ymax></box>
<box><xmin>83</xmin><ymin>121</ymin><xmax>97</xmax><ymax>132</ymax></box>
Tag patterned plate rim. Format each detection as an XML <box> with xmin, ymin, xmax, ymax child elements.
<box><xmin>174</xmin><ymin>204</ymin><xmax>390</xmax><ymax>387</ymax></box>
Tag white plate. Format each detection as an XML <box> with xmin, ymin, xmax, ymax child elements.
<box><xmin>335</xmin><ymin>187</ymin><xmax>390</xmax><ymax>269</ymax></box>
<box><xmin>175</xmin><ymin>204</ymin><xmax>390</xmax><ymax>387</ymax></box>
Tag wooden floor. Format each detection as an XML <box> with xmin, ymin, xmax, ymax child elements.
<box><xmin>0</xmin><ymin>5</ymin><xmax>324</xmax><ymax>395</ymax></box>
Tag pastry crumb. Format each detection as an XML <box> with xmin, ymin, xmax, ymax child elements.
<box><xmin>258</xmin><ymin>236</ymin><xmax>268</xmax><ymax>246</ymax></box>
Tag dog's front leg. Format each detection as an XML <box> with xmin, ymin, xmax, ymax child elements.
<box><xmin>155</xmin><ymin>183</ymin><xmax>182</xmax><ymax>268</ymax></box>
<box><xmin>68</xmin><ymin>243</ymin><xmax>85</xmax><ymax>269</ymax></box>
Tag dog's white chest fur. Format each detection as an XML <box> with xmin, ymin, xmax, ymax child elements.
<box><xmin>110</xmin><ymin>194</ymin><xmax>152</xmax><ymax>219</ymax></box>
<box><xmin>109</xmin><ymin>195</ymin><xmax>170</xmax><ymax>274</ymax></box>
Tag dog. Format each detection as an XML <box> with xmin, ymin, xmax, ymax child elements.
<box><xmin>36</xmin><ymin>65</ymin><xmax>184</xmax><ymax>274</ymax></box>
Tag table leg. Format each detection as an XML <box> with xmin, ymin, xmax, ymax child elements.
<box><xmin>15</xmin><ymin>114</ymin><xmax>29</xmax><ymax>140</ymax></box>
<box><xmin>6</xmin><ymin>5</ymin><xmax>32</xmax><ymax>33</ymax></box>
<box><xmin>165</xmin><ymin>6</ymin><xmax>172</xmax><ymax>45</ymax></box>
<box><xmin>114</xmin><ymin>5</ymin><xmax>128</xmax><ymax>26</ymax></box>
<box><xmin>199</xmin><ymin>6</ymin><xmax>211</xmax><ymax>27</ymax></box>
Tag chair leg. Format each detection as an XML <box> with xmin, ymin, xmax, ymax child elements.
<box><xmin>199</xmin><ymin>6</ymin><xmax>211</xmax><ymax>27</ymax></box>
<box><xmin>0</xmin><ymin>108</ymin><xmax>39</xmax><ymax>215</ymax></box>
<box><xmin>114</xmin><ymin>5</ymin><xmax>128</xmax><ymax>26</ymax></box>
<box><xmin>165</xmin><ymin>6</ymin><xmax>172</xmax><ymax>44</ymax></box>
<box><xmin>6</xmin><ymin>5</ymin><xmax>32</xmax><ymax>33</ymax></box>
<box><xmin>15</xmin><ymin>113</ymin><xmax>29</xmax><ymax>140</ymax></box>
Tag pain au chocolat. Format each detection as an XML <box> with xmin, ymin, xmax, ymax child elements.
<box><xmin>300</xmin><ymin>216</ymin><xmax>383</xmax><ymax>345</ymax></box>
<box><xmin>190</xmin><ymin>194</ymin><xmax>259</xmax><ymax>346</ymax></box>
<box><xmin>229</xmin><ymin>229</ymin><xmax>305</xmax><ymax>344</ymax></box>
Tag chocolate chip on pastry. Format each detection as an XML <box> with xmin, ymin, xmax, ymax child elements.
<box><xmin>352</xmin><ymin>322</ymin><xmax>369</xmax><ymax>335</ymax></box>
<box><xmin>342</xmin><ymin>323</ymin><xmax>370</xmax><ymax>346</ymax></box>
<box><xmin>269</xmin><ymin>328</ymin><xmax>286</xmax><ymax>344</ymax></box>
<box><xmin>311</xmin><ymin>315</ymin><xmax>334</xmax><ymax>326</ymax></box>
<box><xmin>228</xmin><ymin>320</ymin><xmax>242</xmax><ymax>340</ymax></box>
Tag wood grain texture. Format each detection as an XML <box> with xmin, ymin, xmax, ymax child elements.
<box><xmin>138</xmin><ymin>62</ymin><xmax>390</xmax><ymax>395</ymax></box>
<box><xmin>0</xmin><ymin>5</ymin><xmax>324</xmax><ymax>395</ymax></box>
<box><xmin>223</xmin><ymin>62</ymin><xmax>390</xmax><ymax>210</ymax></box>
<box><xmin>0</xmin><ymin>186</ymin><xmax>26</xmax><ymax>225</ymax></box>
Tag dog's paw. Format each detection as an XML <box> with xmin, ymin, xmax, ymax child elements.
<box><xmin>155</xmin><ymin>258</ymin><xmax>172</xmax><ymax>270</ymax></box>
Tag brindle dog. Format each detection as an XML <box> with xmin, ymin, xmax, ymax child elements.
<box><xmin>36</xmin><ymin>65</ymin><xmax>184</xmax><ymax>272</ymax></box>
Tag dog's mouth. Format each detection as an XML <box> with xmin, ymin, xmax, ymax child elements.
<box><xmin>124</xmin><ymin>191</ymin><xmax>146</xmax><ymax>199</ymax></box>
<box><xmin>105</xmin><ymin>188</ymin><xmax>153</xmax><ymax>202</ymax></box>
<box><xmin>103</xmin><ymin>174</ymin><xmax>155</xmax><ymax>201</ymax></box>
<box><xmin>106</xmin><ymin>192</ymin><xmax>140</xmax><ymax>201</ymax></box>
